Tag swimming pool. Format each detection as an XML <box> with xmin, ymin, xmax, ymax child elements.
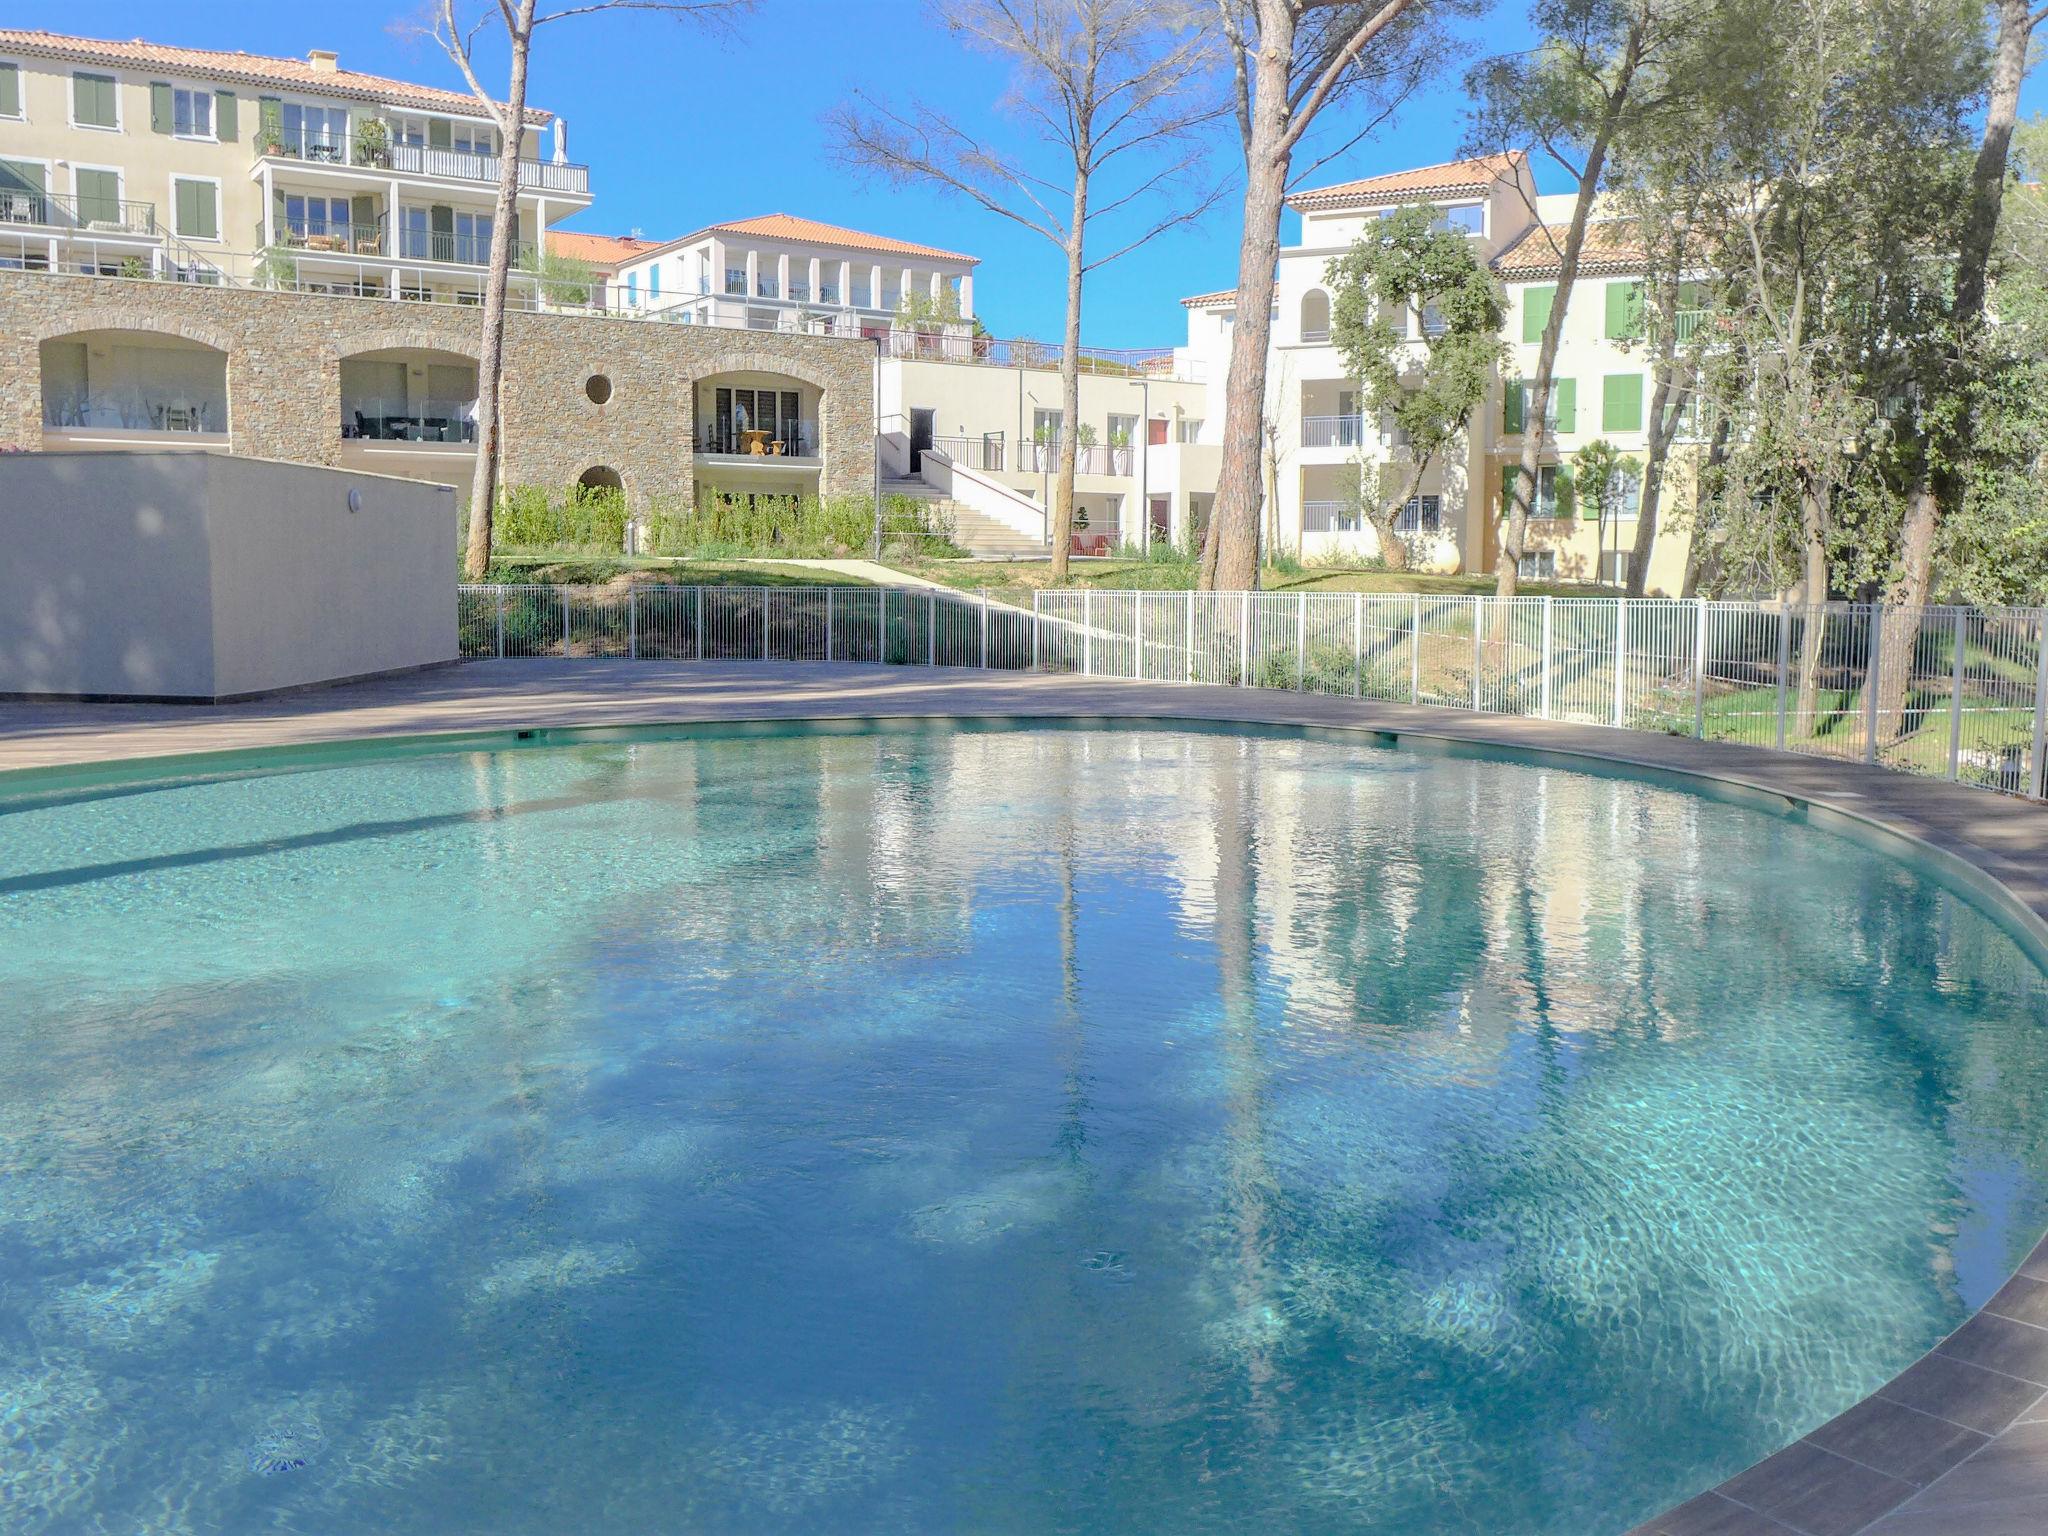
<box><xmin>3</xmin><ymin>723</ymin><xmax>2045</xmax><ymax>1533</ymax></box>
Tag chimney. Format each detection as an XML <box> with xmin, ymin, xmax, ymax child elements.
<box><xmin>307</xmin><ymin>49</ymin><xmax>339</xmax><ymax>73</ymax></box>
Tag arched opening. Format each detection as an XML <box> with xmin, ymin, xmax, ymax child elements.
<box><xmin>1300</xmin><ymin>289</ymin><xmax>1331</xmax><ymax>344</ymax></box>
<box><xmin>576</xmin><ymin>465</ymin><xmax>624</xmax><ymax>496</ymax></box>
<box><xmin>339</xmin><ymin>347</ymin><xmax>478</xmax><ymax>445</ymax></box>
<box><xmin>694</xmin><ymin>369</ymin><xmax>825</xmax><ymax>503</ymax></box>
<box><xmin>40</xmin><ymin>329</ymin><xmax>229</xmax><ymax>441</ymax></box>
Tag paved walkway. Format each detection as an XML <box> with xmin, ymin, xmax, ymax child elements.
<box><xmin>753</xmin><ymin>557</ymin><xmax>960</xmax><ymax>589</ymax></box>
<box><xmin>4</xmin><ymin>660</ymin><xmax>2048</xmax><ymax>1536</ymax></box>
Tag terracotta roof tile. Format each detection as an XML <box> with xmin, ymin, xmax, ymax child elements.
<box><xmin>546</xmin><ymin>231</ymin><xmax>659</xmax><ymax>267</ymax></box>
<box><xmin>695</xmin><ymin>213</ymin><xmax>976</xmax><ymax>264</ymax></box>
<box><xmin>1288</xmin><ymin>153</ymin><xmax>1527</xmax><ymax>211</ymax></box>
<box><xmin>1491</xmin><ymin>218</ymin><xmax>1647</xmax><ymax>280</ymax></box>
<box><xmin>0</xmin><ymin>29</ymin><xmax>551</xmax><ymax>125</ymax></box>
<box><xmin>1179</xmin><ymin>288</ymin><xmax>1237</xmax><ymax>307</ymax></box>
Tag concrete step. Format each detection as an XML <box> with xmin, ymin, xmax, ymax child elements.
<box><xmin>948</xmin><ymin>503</ymin><xmax>1046</xmax><ymax>560</ymax></box>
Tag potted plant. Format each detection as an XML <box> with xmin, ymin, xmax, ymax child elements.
<box><xmin>118</xmin><ymin>255</ymin><xmax>150</xmax><ymax>281</ymax></box>
<box><xmin>1108</xmin><ymin>424</ymin><xmax>1132</xmax><ymax>474</ymax></box>
<box><xmin>354</xmin><ymin>117</ymin><xmax>391</xmax><ymax>168</ymax></box>
<box><xmin>1032</xmin><ymin>420</ymin><xmax>1054</xmax><ymax>472</ymax></box>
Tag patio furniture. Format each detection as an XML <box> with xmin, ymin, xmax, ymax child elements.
<box><xmin>741</xmin><ymin>429</ymin><xmax>771</xmax><ymax>455</ymax></box>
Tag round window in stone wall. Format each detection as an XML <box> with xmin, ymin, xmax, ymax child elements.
<box><xmin>585</xmin><ymin>373</ymin><xmax>613</xmax><ymax>405</ymax></box>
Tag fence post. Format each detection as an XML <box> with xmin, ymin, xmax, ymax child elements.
<box><xmin>2031</xmin><ymin>609</ymin><xmax>2048</xmax><ymax>799</ymax></box>
<box><xmin>1239</xmin><ymin>591</ymin><xmax>1251</xmax><ymax>687</ymax></box>
<box><xmin>1471</xmin><ymin>596</ymin><xmax>1483</xmax><ymax>711</ymax></box>
<box><xmin>1863</xmin><ymin>606</ymin><xmax>1881</xmax><ymax>765</ymax></box>
<box><xmin>980</xmin><ymin>587</ymin><xmax>990</xmax><ymax>670</ymax></box>
<box><xmin>1031</xmin><ymin>589</ymin><xmax>1041</xmax><ymax>671</ymax></box>
<box><xmin>561</xmin><ymin>587</ymin><xmax>570</xmax><ymax>659</ymax></box>
<box><xmin>928</xmin><ymin>590</ymin><xmax>937</xmax><ymax>667</ymax></box>
<box><xmin>1297</xmin><ymin>592</ymin><xmax>1308</xmax><ymax>691</ymax></box>
<box><xmin>495</xmin><ymin>586</ymin><xmax>505</xmax><ymax>658</ymax></box>
<box><xmin>1353</xmin><ymin>592</ymin><xmax>1363</xmax><ymax>699</ymax></box>
<box><xmin>1185</xmin><ymin>590</ymin><xmax>1196</xmax><ymax>683</ymax></box>
<box><xmin>1948</xmin><ymin>608</ymin><xmax>1966</xmax><ymax>781</ymax></box>
<box><xmin>762</xmin><ymin>587</ymin><xmax>772</xmax><ymax>662</ymax></box>
<box><xmin>1691</xmin><ymin>597</ymin><xmax>1707</xmax><ymax>739</ymax></box>
<box><xmin>1775</xmin><ymin>607</ymin><xmax>1790</xmax><ymax>750</ymax></box>
<box><xmin>628</xmin><ymin>586</ymin><xmax>638</xmax><ymax>661</ymax></box>
<box><xmin>1083</xmin><ymin>588</ymin><xmax>1094</xmax><ymax>676</ymax></box>
<box><xmin>1539</xmin><ymin>597</ymin><xmax>1553</xmax><ymax>720</ymax></box>
<box><xmin>1613</xmin><ymin>598</ymin><xmax>1627</xmax><ymax>728</ymax></box>
<box><xmin>880</xmin><ymin>587</ymin><xmax>889</xmax><ymax>665</ymax></box>
<box><xmin>826</xmin><ymin>586</ymin><xmax>834</xmax><ymax>664</ymax></box>
<box><xmin>1410</xmin><ymin>595</ymin><xmax>1422</xmax><ymax>704</ymax></box>
<box><xmin>1135</xmin><ymin>592</ymin><xmax>1145</xmax><ymax>681</ymax></box>
<box><xmin>695</xmin><ymin>586</ymin><xmax>704</xmax><ymax>662</ymax></box>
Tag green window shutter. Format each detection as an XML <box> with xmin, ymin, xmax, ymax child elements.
<box><xmin>0</xmin><ymin>158</ymin><xmax>45</xmax><ymax>196</ymax></box>
<box><xmin>1604</xmin><ymin>281</ymin><xmax>1643</xmax><ymax>340</ymax></box>
<box><xmin>430</xmin><ymin>203</ymin><xmax>454</xmax><ymax>261</ymax></box>
<box><xmin>216</xmin><ymin>90</ymin><xmax>238</xmax><ymax>141</ymax></box>
<box><xmin>176</xmin><ymin>180</ymin><xmax>216</xmax><ymax>241</ymax></box>
<box><xmin>1553</xmin><ymin>378</ymin><xmax>1576</xmax><ymax>435</ymax></box>
<box><xmin>1503</xmin><ymin>380</ymin><xmax>1525</xmax><ymax>435</ymax></box>
<box><xmin>0</xmin><ymin>63</ymin><xmax>20</xmax><ymax>118</ymax></box>
<box><xmin>1522</xmin><ymin>284</ymin><xmax>1555</xmax><ymax>345</ymax></box>
<box><xmin>151</xmin><ymin>81</ymin><xmax>172</xmax><ymax>134</ymax></box>
<box><xmin>1603</xmin><ymin>373</ymin><xmax>1644</xmax><ymax>433</ymax></box>
<box><xmin>75</xmin><ymin>72</ymin><xmax>117</xmax><ymax>127</ymax></box>
<box><xmin>75</xmin><ymin>167</ymin><xmax>118</xmax><ymax>224</ymax></box>
<box><xmin>350</xmin><ymin>194</ymin><xmax>377</xmax><ymax>248</ymax></box>
<box><xmin>429</xmin><ymin>118</ymin><xmax>453</xmax><ymax>150</ymax></box>
<box><xmin>1499</xmin><ymin>463</ymin><xmax>1520</xmax><ymax>513</ymax></box>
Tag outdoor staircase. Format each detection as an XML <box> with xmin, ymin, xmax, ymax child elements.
<box><xmin>883</xmin><ymin>472</ymin><xmax>1046</xmax><ymax>560</ymax></box>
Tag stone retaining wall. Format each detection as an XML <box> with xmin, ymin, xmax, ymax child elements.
<box><xmin>0</xmin><ymin>270</ymin><xmax>876</xmax><ymax>504</ymax></box>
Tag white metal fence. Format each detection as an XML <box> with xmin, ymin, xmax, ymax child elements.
<box><xmin>457</xmin><ymin>585</ymin><xmax>2048</xmax><ymax>799</ymax></box>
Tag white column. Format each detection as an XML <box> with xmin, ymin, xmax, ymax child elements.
<box><xmin>807</xmin><ymin>255</ymin><xmax>821</xmax><ymax>304</ymax></box>
<box><xmin>869</xmin><ymin>263</ymin><xmax>883</xmax><ymax>311</ymax></box>
<box><xmin>708</xmin><ymin>237</ymin><xmax>725</xmax><ymax>296</ymax></box>
<box><xmin>745</xmin><ymin>248</ymin><xmax>759</xmax><ymax>300</ymax></box>
<box><xmin>837</xmin><ymin>258</ymin><xmax>852</xmax><ymax>310</ymax></box>
<box><xmin>928</xmin><ymin>269</ymin><xmax>942</xmax><ymax>304</ymax></box>
<box><xmin>386</xmin><ymin>178</ymin><xmax>399</xmax><ymax>255</ymax></box>
<box><xmin>958</xmin><ymin>271</ymin><xmax>974</xmax><ymax>320</ymax></box>
<box><xmin>776</xmin><ymin>251</ymin><xmax>790</xmax><ymax>302</ymax></box>
<box><xmin>899</xmin><ymin>266</ymin><xmax>913</xmax><ymax>308</ymax></box>
<box><xmin>261</xmin><ymin>164</ymin><xmax>276</xmax><ymax>247</ymax></box>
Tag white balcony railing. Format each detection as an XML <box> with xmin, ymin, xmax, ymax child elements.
<box><xmin>1301</xmin><ymin>414</ymin><xmax>1365</xmax><ymax>448</ymax></box>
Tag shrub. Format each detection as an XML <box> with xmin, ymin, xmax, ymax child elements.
<box><xmin>495</xmin><ymin>484</ymin><xmax>629</xmax><ymax>552</ymax></box>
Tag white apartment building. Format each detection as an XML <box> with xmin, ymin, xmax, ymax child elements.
<box><xmin>1176</xmin><ymin>153</ymin><xmax>1695</xmax><ymax>593</ymax></box>
<box><xmin>589</xmin><ymin>212</ymin><xmax>1212</xmax><ymax>549</ymax></box>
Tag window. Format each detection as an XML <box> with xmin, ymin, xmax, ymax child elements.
<box><xmin>172</xmin><ymin>86</ymin><xmax>212</xmax><ymax>139</ymax></box>
<box><xmin>1522</xmin><ymin>284</ymin><xmax>1555</xmax><ymax>345</ymax></box>
<box><xmin>852</xmin><ymin>275</ymin><xmax>872</xmax><ymax>308</ymax></box>
<box><xmin>450</xmin><ymin>122</ymin><xmax>492</xmax><ymax>157</ymax></box>
<box><xmin>280</xmin><ymin>102</ymin><xmax>348</xmax><ymax>159</ymax></box>
<box><xmin>757</xmin><ymin>268</ymin><xmax>778</xmax><ymax>299</ymax></box>
<box><xmin>1535</xmin><ymin>464</ymin><xmax>1567</xmax><ymax>519</ymax></box>
<box><xmin>1602</xmin><ymin>463</ymin><xmax>1642</xmax><ymax>521</ymax></box>
<box><xmin>648</xmin><ymin>265</ymin><xmax>660</xmax><ymax>299</ymax></box>
<box><xmin>0</xmin><ymin>62</ymin><xmax>21</xmax><ymax>121</ymax></box>
<box><xmin>1602</xmin><ymin>372</ymin><xmax>1644</xmax><ymax>433</ymax></box>
<box><xmin>1177</xmin><ymin>418</ymin><xmax>1203</xmax><ymax>444</ymax></box>
<box><xmin>282</xmin><ymin>193</ymin><xmax>350</xmax><ymax>244</ymax></box>
<box><xmin>1433</xmin><ymin>203</ymin><xmax>1483</xmax><ymax>234</ymax></box>
<box><xmin>1107</xmin><ymin>413</ymin><xmax>1137</xmax><ymax>449</ymax></box>
<box><xmin>453</xmin><ymin>210</ymin><xmax>491</xmax><ymax>264</ymax></box>
<box><xmin>0</xmin><ymin>157</ymin><xmax>47</xmax><ymax>222</ymax></box>
<box><xmin>172</xmin><ymin>178</ymin><xmax>218</xmax><ymax>241</ymax></box>
<box><xmin>1519</xmin><ymin>550</ymin><xmax>1557</xmax><ymax>580</ymax></box>
<box><xmin>1548</xmin><ymin>378</ymin><xmax>1576</xmax><ymax>434</ymax></box>
<box><xmin>1418</xmin><ymin>301</ymin><xmax>1448</xmax><ymax>337</ymax></box>
<box><xmin>72</xmin><ymin>72</ymin><xmax>118</xmax><ymax>130</ymax></box>
<box><xmin>1395</xmin><ymin>495</ymin><xmax>1441</xmax><ymax>533</ymax></box>
<box><xmin>626</xmin><ymin>272</ymin><xmax>639</xmax><ymax>306</ymax></box>
<box><xmin>398</xmin><ymin>206</ymin><xmax>429</xmax><ymax>259</ymax></box>
<box><xmin>725</xmin><ymin>266</ymin><xmax>746</xmax><ymax>296</ymax></box>
<box><xmin>1300</xmin><ymin>289</ymin><xmax>1330</xmax><ymax>342</ymax></box>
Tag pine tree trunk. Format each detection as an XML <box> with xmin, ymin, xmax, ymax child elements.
<box><xmin>1626</xmin><ymin>344</ymin><xmax>1680</xmax><ymax>597</ymax></box>
<box><xmin>1204</xmin><ymin>5</ymin><xmax>1295</xmax><ymax>593</ymax></box>
<box><xmin>1795</xmin><ymin>484</ymin><xmax>1830</xmax><ymax>729</ymax></box>
<box><xmin>460</xmin><ymin>0</ymin><xmax>535</xmax><ymax>581</ymax></box>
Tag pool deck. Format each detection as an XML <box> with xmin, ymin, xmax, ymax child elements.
<box><xmin>3</xmin><ymin>658</ymin><xmax>2048</xmax><ymax>1536</ymax></box>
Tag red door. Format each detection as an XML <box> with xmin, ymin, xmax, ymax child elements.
<box><xmin>1147</xmin><ymin>417</ymin><xmax>1168</xmax><ymax>446</ymax></box>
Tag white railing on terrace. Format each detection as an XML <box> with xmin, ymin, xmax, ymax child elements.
<box><xmin>0</xmin><ymin>256</ymin><xmax>1193</xmax><ymax>373</ymax></box>
<box><xmin>1302</xmin><ymin>414</ymin><xmax>1365</xmax><ymax>448</ymax></box>
<box><xmin>455</xmin><ymin>587</ymin><xmax>2048</xmax><ymax>800</ymax></box>
<box><xmin>256</xmin><ymin>127</ymin><xmax>590</xmax><ymax>195</ymax></box>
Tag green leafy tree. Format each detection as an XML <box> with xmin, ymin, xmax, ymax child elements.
<box><xmin>518</xmin><ymin>243</ymin><xmax>599</xmax><ymax>309</ymax></box>
<box><xmin>1327</xmin><ymin>203</ymin><xmax>1507</xmax><ymax>570</ymax></box>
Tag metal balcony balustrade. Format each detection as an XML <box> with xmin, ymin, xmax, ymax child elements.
<box><xmin>1301</xmin><ymin>414</ymin><xmax>1365</xmax><ymax>448</ymax></box>
<box><xmin>255</xmin><ymin>126</ymin><xmax>590</xmax><ymax>195</ymax></box>
<box><xmin>0</xmin><ymin>190</ymin><xmax>157</xmax><ymax>235</ymax></box>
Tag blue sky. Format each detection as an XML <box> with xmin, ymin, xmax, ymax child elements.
<box><xmin>25</xmin><ymin>2</ymin><xmax>2048</xmax><ymax>348</ymax></box>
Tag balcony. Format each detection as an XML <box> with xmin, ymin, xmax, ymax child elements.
<box><xmin>395</xmin><ymin>229</ymin><xmax>534</xmax><ymax>268</ymax></box>
<box><xmin>1302</xmin><ymin>414</ymin><xmax>1365</xmax><ymax>449</ymax></box>
<box><xmin>342</xmin><ymin>397</ymin><xmax>478</xmax><ymax>444</ymax></box>
<box><xmin>931</xmin><ymin>434</ymin><xmax>1004</xmax><ymax>472</ymax></box>
<box><xmin>281</xmin><ymin>213</ymin><xmax>384</xmax><ymax>257</ymax></box>
<box><xmin>1018</xmin><ymin>439</ymin><xmax>1137</xmax><ymax>476</ymax></box>
<box><xmin>699</xmin><ymin>421</ymin><xmax>820</xmax><ymax>459</ymax></box>
<box><xmin>254</xmin><ymin>127</ymin><xmax>590</xmax><ymax>197</ymax></box>
<box><xmin>0</xmin><ymin>190</ymin><xmax>157</xmax><ymax>236</ymax></box>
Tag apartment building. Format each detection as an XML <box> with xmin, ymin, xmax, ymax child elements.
<box><xmin>1178</xmin><ymin>152</ymin><xmax>1696</xmax><ymax>592</ymax></box>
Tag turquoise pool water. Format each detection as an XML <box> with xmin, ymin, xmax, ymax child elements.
<box><xmin>3</xmin><ymin>726</ymin><xmax>2046</xmax><ymax>1534</ymax></box>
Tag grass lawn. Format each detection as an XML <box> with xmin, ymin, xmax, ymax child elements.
<box><xmin>483</xmin><ymin>552</ymin><xmax>876</xmax><ymax>587</ymax></box>
<box><xmin>890</xmin><ymin>557</ymin><xmax>1609</xmax><ymax>598</ymax></box>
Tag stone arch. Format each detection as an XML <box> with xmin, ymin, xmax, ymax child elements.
<box><xmin>576</xmin><ymin>464</ymin><xmax>624</xmax><ymax>495</ymax></box>
<box><xmin>1300</xmin><ymin>288</ymin><xmax>1331</xmax><ymax>340</ymax></box>
<box><xmin>321</xmin><ymin>324</ymin><xmax>478</xmax><ymax>367</ymax></box>
<box><xmin>29</xmin><ymin>309</ymin><xmax>237</xmax><ymax>356</ymax></box>
<box><xmin>691</xmin><ymin>349</ymin><xmax>841</xmax><ymax>395</ymax></box>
